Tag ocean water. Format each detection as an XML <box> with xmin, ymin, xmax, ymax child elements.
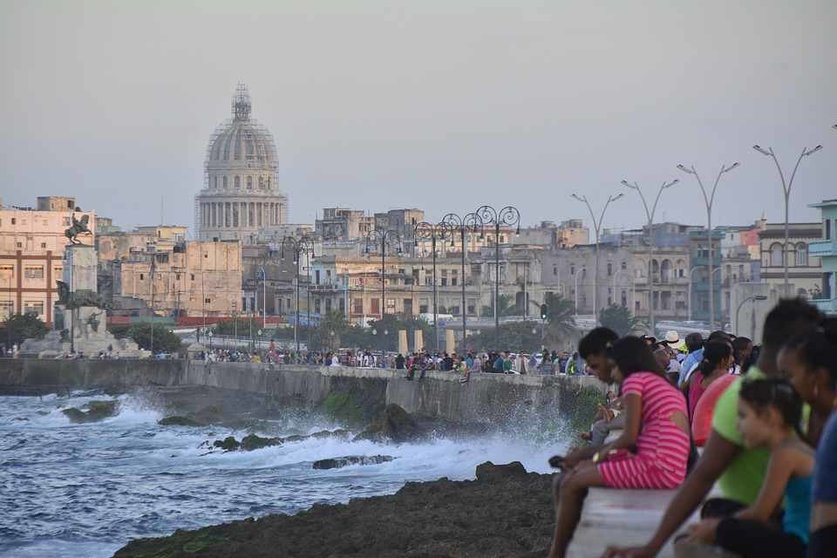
<box><xmin>0</xmin><ymin>393</ymin><xmax>566</xmax><ymax>558</ymax></box>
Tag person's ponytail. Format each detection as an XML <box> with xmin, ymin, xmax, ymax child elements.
<box><xmin>699</xmin><ymin>341</ymin><xmax>732</xmax><ymax>378</ymax></box>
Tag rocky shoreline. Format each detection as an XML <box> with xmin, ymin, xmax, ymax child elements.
<box><xmin>114</xmin><ymin>461</ymin><xmax>555</xmax><ymax>558</ymax></box>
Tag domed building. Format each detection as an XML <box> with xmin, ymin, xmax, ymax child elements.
<box><xmin>195</xmin><ymin>84</ymin><xmax>289</xmax><ymax>243</ymax></box>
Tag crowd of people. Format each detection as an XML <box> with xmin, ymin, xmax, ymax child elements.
<box><xmin>546</xmin><ymin>297</ymin><xmax>836</xmax><ymax>558</ymax></box>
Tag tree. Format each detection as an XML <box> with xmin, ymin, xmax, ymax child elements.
<box><xmin>309</xmin><ymin>310</ymin><xmax>349</xmax><ymax>351</ymax></box>
<box><xmin>128</xmin><ymin>323</ymin><xmax>183</xmax><ymax>353</ymax></box>
<box><xmin>0</xmin><ymin>313</ymin><xmax>49</xmax><ymax>348</ymax></box>
<box><xmin>481</xmin><ymin>294</ymin><xmax>516</xmax><ymax>318</ymax></box>
<box><xmin>542</xmin><ymin>293</ymin><xmax>577</xmax><ymax>343</ymax></box>
<box><xmin>599</xmin><ymin>304</ymin><xmax>643</xmax><ymax>336</ymax></box>
<box><xmin>465</xmin><ymin>320</ymin><xmax>544</xmax><ymax>352</ymax></box>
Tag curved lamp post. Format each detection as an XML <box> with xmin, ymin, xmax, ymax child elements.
<box><xmin>475</xmin><ymin>205</ymin><xmax>520</xmax><ymax>349</ymax></box>
<box><xmin>440</xmin><ymin>211</ymin><xmax>483</xmax><ymax>351</ymax></box>
<box><xmin>572</xmin><ymin>193</ymin><xmax>624</xmax><ymax>326</ymax></box>
<box><xmin>413</xmin><ymin>221</ymin><xmax>450</xmax><ymax>350</ymax></box>
<box><xmin>620</xmin><ymin>180</ymin><xmax>677</xmax><ymax>334</ymax></box>
<box><xmin>735</xmin><ymin>294</ymin><xmax>768</xmax><ymax>337</ymax></box>
<box><xmin>752</xmin><ymin>144</ymin><xmax>823</xmax><ymax>294</ymax></box>
<box><xmin>677</xmin><ymin>162</ymin><xmax>739</xmax><ymax>331</ymax></box>
<box><xmin>365</xmin><ymin>228</ymin><xmax>402</xmax><ymax>321</ymax></box>
<box><xmin>280</xmin><ymin>235</ymin><xmax>315</xmax><ymax>352</ymax></box>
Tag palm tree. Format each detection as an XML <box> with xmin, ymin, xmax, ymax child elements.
<box><xmin>542</xmin><ymin>293</ymin><xmax>578</xmax><ymax>343</ymax></box>
<box><xmin>599</xmin><ymin>304</ymin><xmax>644</xmax><ymax>336</ymax></box>
<box><xmin>481</xmin><ymin>294</ymin><xmax>516</xmax><ymax>318</ymax></box>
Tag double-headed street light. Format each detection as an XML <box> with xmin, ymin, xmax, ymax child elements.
<box><xmin>572</xmin><ymin>193</ymin><xmax>624</xmax><ymax>326</ymax></box>
<box><xmin>475</xmin><ymin>205</ymin><xmax>521</xmax><ymax>350</ymax></box>
<box><xmin>753</xmin><ymin>144</ymin><xmax>823</xmax><ymax>294</ymax></box>
<box><xmin>620</xmin><ymin>180</ymin><xmax>677</xmax><ymax>335</ymax></box>
<box><xmin>440</xmin><ymin>212</ymin><xmax>483</xmax><ymax>351</ymax></box>
<box><xmin>414</xmin><ymin>221</ymin><xmax>451</xmax><ymax>350</ymax></box>
<box><xmin>281</xmin><ymin>236</ymin><xmax>315</xmax><ymax>353</ymax></box>
<box><xmin>676</xmin><ymin>162</ymin><xmax>738</xmax><ymax>331</ymax></box>
<box><xmin>365</xmin><ymin>228</ymin><xmax>403</xmax><ymax>323</ymax></box>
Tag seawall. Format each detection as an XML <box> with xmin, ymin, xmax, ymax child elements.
<box><xmin>0</xmin><ymin>359</ymin><xmax>606</xmax><ymax>425</ymax></box>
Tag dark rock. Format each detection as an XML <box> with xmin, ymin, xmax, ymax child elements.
<box><xmin>61</xmin><ymin>400</ymin><xmax>120</xmax><ymax>423</ymax></box>
<box><xmin>212</xmin><ymin>436</ymin><xmax>240</xmax><ymax>451</ymax></box>
<box><xmin>312</xmin><ymin>455</ymin><xmax>396</xmax><ymax>470</ymax></box>
<box><xmin>114</xmin><ymin>461</ymin><xmax>553</xmax><ymax>558</ymax></box>
<box><xmin>158</xmin><ymin>416</ymin><xmax>205</xmax><ymax>427</ymax></box>
<box><xmin>353</xmin><ymin>404</ymin><xmax>423</xmax><ymax>443</ymax></box>
<box><xmin>240</xmin><ymin>433</ymin><xmax>282</xmax><ymax>451</ymax></box>
<box><xmin>475</xmin><ymin>461</ymin><xmax>528</xmax><ymax>482</ymax></box>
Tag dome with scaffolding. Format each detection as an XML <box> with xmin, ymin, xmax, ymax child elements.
<box><xmin>196</xmin><ymin>84</ymin><xmax>289</xmax><ymax>243</ymax></box>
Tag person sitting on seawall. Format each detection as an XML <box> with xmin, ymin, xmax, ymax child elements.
<box><xmin>685</xmin><ymin>340</ymin><xmax>734</xmax><ymax>421</ymax></box>
<box><xmin>679</xmin><ymin>378</ymin><xmax>813</xmax><ymax>557</ymax></box>
<box><xmin>547</xmin><ymin>336</ymin><xmax>691</xmax><ymax>558</ymax></box>
<box><xmin>779</xmin><ymin>319</ymin><xmax>837</xmax><ymax>557</ymax></box>
<box><xmin>604</xmin><ymin>297</ymin><xmax>824</xmax><ymax>558</ymax></box>
<box><xmin>550</xmin><ymin>327</ymin><xmax>620</xmax><ymax>469</ymax></box>
<box><xmin>580</xmin><ymin>392</ymin><xmax>625</xmax><ymax>448</ymax></box>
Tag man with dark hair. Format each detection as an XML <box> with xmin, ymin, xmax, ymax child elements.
<box><xmin>606</xmin><ymin>298</ymin><xmax>824</xmax><ymax>558</ymax></box>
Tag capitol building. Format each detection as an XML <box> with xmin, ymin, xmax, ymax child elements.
<box><xmin>195</xmin><ymin>84</ymin><xmax>289</xmax><ymax>243</ymax></box>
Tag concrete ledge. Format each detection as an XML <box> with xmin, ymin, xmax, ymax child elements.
<box><xmin>571</xmin><ymin>488</ymin><xmax>679</xmax><ymax>557</ymax></box>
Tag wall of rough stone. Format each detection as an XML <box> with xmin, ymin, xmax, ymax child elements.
<box><xmin>0</xmin><ymin>359</ymin><xmax>606</xmax><ymax>425</ymax></box>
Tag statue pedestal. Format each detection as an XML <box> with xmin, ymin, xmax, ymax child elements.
<box><xmin>64</xmin><ymin>244</ymin><xmax>97</xmax><ymax>292</ymax></box>
<box><xmin>20</xmin><ymin>243</ymin><xmax>146</xmax><ymax>358</ymax></box>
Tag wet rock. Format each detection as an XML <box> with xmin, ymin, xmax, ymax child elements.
<box><xmin>353</xmin><ymin>404</ymin><xmax>423</xmax><ymax>443</ymax></box>
<box><xmin>240</xmin><ymin>433</ymin><xmax>282</xmax><ymax>451</ymax></box>
<box><xmin>158</xmin><ymin>416</ymin><xmax>205</xmax><ymax>427</ymax></box>
<box><xmin>62</xmin><ymin>400</ymin><xmax>120</xmax><ymax>423</ymax></box>
<box><xmin>475</xmin><ymin>461</ymin><xmax>528</xmax><ymax>482</ymax></box>
<box><xmin>312</xmin><ymin>455</ymin><xmax>395</xmax><ymax>470</ymax></box>
<box><xmin>212</xmin><ymin>436</ymin><xmax>240</xmax><ymax>451</ymax></box>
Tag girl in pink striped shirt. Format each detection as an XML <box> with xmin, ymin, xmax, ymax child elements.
<box><xmin>549</xmin><ymin>336</ymin><xmax>691</xmax><ymax>558</ymax></box>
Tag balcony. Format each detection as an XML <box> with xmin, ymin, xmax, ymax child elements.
<box><xmin>809</xmin><ymin>240</ymin><xmax>837</xmax><ymax>258</ymax></box>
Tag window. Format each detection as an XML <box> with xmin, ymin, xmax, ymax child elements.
<box><xmin>796</xmin><ymin>243</ymin><xmax>808</xmax><ymax>267</ymax></box>
<box><xmin>553</xmin><ymin>266</ymin><xmax>557</xmax><ymax>276</ymax></box>
<box><xmin>223</xmin><ymin>176</ymin><xmax>228</xmax><ymax>189</ymax></box>
<box><xmin>315</xmin><ymin>270</ymin><xmax>321</xmax><ymax>285</ymax></box>
<box><xmin>0</xmin><ymin>301</ymin><xmax>13</xmax><ymax>316</ymax></box>
<box><xmin>247</xmin><ymin>176</ymin><xmax>253</xmax><ymax>190</ymax></box>
<box><xmin>607</xmin><ymin>263</ymin><xmax>613</xmax><ymax>276</ymax></box>
<box><xmin>191</xmin><ymin>274</ymin><xmax>195</xmax><ymax>281</ymax></box>
<box><xmin>352</xmin><ymin>298</ymin><xmax>363</xmax><ymax>315</ymax></box>
<box><xmin>234</xmin><ymin>176</ymin><xmax>240</xmax><ymax>189</ymax></box>
<box><xmin>825</xmin><ymin>218</ymin><xmax>831</xmax><ymax>241</ymax></box>
<box><xmin>770</xmin><ymin>243</ymin><xmax>783</xmax><ymax>267</ymax></box>
<box><xmin>140</xmin><ymin>273</ymin><xmax>145</xmax><ymax>280</ymax></box>
<box><xmin>570</xmin><ymin>265</ymin><xmax>575</xmax><ymax>275</ymax></box>
<box><xmin>23</xmin><ymin>301</ymin><xmax>44</xmax><ymax>316</ymax></box>
<box><xmin>24</xmin><ymin>266</ymin><xmax>44</xmax><ymax>279</ymax></box>
<box><xmin>11</xmin><ymin>218</ymin><xmax>15</xmax><ymax>225</ymax></box>
<box><xmin>16</xmin><ymin>242</ymin><xmax>22</xmax><ymax>249</ymax></box>
<box><xmin>40</xmin><ymin>242</ymin><xmax>47</xmax><ymax>249</ymax></box>
<box><xmin>371</xmin><ymin>298</ymin><xmax>380</xmax><ymax>315</ymax></box>
<box><xmin>205</xmin><ymin>297</ymin><xmax>211</xmax><ymax>304</ymax></box>
<box><xmin>621</xmin><ymin>261</ymin><xmax>627</xmax><ymax>270</ymax></box>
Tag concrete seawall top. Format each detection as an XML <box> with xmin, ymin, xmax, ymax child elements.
<box><xmin>0</xmin><ymin>359</ymin><xmax>606</xmax><ymax>425</ymax></box>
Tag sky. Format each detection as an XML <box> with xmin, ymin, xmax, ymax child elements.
<box><xmin>1</xmin><ymin>0</ymin><xmax>835</xmax><ymax>235</ymax></box>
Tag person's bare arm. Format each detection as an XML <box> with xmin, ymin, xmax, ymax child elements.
<box><xmin>603</xmin><ymin>429</ymin><xmax>741</xmax><ymax>557</ymax></box>
<box><xmin>599</xmin><ymin>393</ymin><xmax>640</xmax><ymax>454</ymax></box>
<box><xmin>735</xmin><ymin>449</ymin><xmax>792</xmax><ymax>522</ymax></box>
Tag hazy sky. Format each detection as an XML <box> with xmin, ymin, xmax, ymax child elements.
<box><xmin>2</xmin><ymin>1</ymin><xmax>835</xmax><ymax>234</ymax></box>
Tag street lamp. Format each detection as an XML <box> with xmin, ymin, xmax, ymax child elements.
<box><xmin>365</xmin><ymin>228</ymin><xmax>403</xmax><ymax>322</ymax></box>
<box><xmin>440</xmin><ymin>211</ymin><xmax>482</xmax><ymax>351</ymax></box>
<box><xmin>677</xmin><ymin>162</ymin><xmax>739</xmax><ymax>331</ymax></box>
<box><xmin>572</xmin><ymin>193</ymin><xmax>624</xmax><ymax>326</ymax></box>
<box><xmin>413</xmin><ymin>221</ymin><xmax>450</xmax><ymax>350</ymax></box>
<box><xmin>475</xmin><ymin>205</ymin><xmax>521</xmax><ymax>349</ymax></box>
<box><xmin>752</xmin><ymin>144</ymin><xmax>823</xmax><ymax>295</ymax></box>
<box><xmin>281</xmin><ymin>236</ymin><xmax>315</xmax><ymax>353</ymax></box>
<box><xmin>620</xmin><ymin>180</ymin><xmax>676</xmax><ymax>334</ymax></box>
<box><xmin>735</xmin><ymin>295</ymin><xmax>768</xmax><ymax>337</ymax></box>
